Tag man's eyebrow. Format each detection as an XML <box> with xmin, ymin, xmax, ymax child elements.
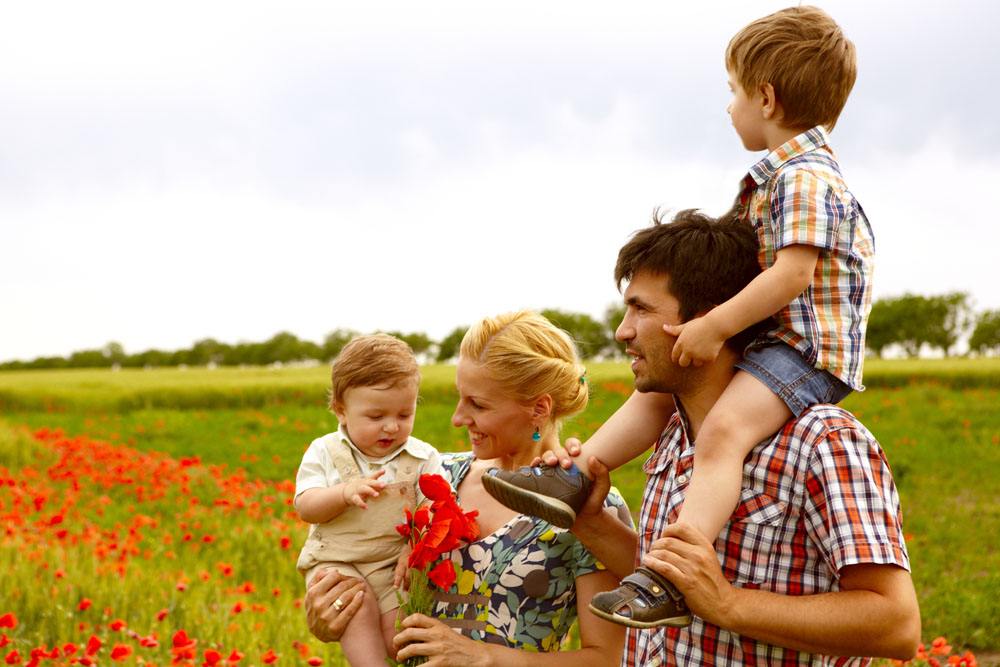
<box><xmin>625</xmin><ymin>295</ymin><xmax>650</xmax><ymax>308</ymax></box>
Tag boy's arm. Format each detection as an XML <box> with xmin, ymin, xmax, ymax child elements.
<box><xmin>665</xmin><ymin>245</ymin><xmax>820</xmax><ymax>366</ymax></box>
<box><xmin>552</xmin><ymin>390</ymin><xmax>674</xmax><ymax>472</ymax></box>
<box><xmin>295</xmin><ymin>470</ymin><xmax>387</xmax><ymax>523</ymax></box>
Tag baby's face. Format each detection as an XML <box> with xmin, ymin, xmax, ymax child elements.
<box><xmin>334</xmin><ymin>380</ymin><xmax>418</xmax><ymax>458</ymax></box>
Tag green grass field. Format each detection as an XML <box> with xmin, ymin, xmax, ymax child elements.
<box><xmin>1</xmin><ymin>359</ymin><xmax>998</xmax><ymax>661</ymax></box>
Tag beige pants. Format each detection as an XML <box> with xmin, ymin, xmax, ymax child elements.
<box><xmin>297</xmin><ymin>442</ymin><xmax>418</xmax><ymax>614</ymax></box>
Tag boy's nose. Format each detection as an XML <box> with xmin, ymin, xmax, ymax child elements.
<box><xmin>384</xmin><ymin>421</ymin><xmax>399</xmax><ymax>433</ymax></box>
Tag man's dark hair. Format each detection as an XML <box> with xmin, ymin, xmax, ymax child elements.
<box><xmin>614</xmin><ymin>207</ymin><xmax>767</xmax><ymax>350</ymax></box>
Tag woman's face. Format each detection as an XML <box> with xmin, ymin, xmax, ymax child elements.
<box><xmin>451</xmin><ymin>358</ymin><xmax>537</xmax><ymax>462</ymax></box>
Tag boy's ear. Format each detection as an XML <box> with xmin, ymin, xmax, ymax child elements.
<box><xmin>758</xmin><ymin>82</ymin><xmax>781</xmax><ymax>121</ymax></box>
<box><xmin>331</xmin><ymin>400</ymin><xmax>346</xmax><ymax>420</ymax></box>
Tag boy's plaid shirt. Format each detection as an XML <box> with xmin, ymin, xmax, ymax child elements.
<box><xmin>622</xmin><ymin>405</ymin><xmax>909</xmax><ymax>667</ymax></box>
<box><xmin>737</xmin><ymin>126</ymin><xmax>874</xmax><ymax>390</ymax></box>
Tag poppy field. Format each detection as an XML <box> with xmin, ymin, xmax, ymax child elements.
<box><xmin>1</xmin><ymin>360</ymin><xmax>998</xmax><ymax>665</ymax></box>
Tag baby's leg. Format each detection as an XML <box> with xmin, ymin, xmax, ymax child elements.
<box><xmin>338</xmin><ymin>583</ymin><xmax>389</xmax><ymax>667</ymax></box>
<box><xmin>380</xmin><ymin>609</ymin><xmax>400</xmax><ymax>660</ymax></box>
<box><xmin>675</xmin><ymin>370</ymin><xmax>792</xmax><ymax>541</ymax></box>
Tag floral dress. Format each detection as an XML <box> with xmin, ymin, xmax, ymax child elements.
<box><xmin>433</xmin><ymin>453</ymin><xmax>632</xmax><ymax>652</ymax></box>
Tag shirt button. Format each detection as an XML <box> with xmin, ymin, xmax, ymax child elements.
<box><xmin>676</xmin><ymin>474</ymin><xmax>689</xmax><ymax>485</ymax></box>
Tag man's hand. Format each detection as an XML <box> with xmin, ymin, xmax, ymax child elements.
<box><xmin>575</xmin><ymin>455</ymin><xmax>612</xmax><ymax>521</ymax></box>
<box><xmin>341</xmin><ymin>469</ymin><xmax>387</xmax><ymax>509</ymax></box>
<box><xmin>304</xmin><ymin>569</ymin><xmax>366</xmax><ymax>643</ymax></box>
<box><xmin>662</xmin><ymin>315</ymin><xmax>727</xmax><ymax>367</ymax></box>
<box><xmin>642</xmin><ymin>522</ymin><xmax>735</xmax><ymax>626</ymax></box>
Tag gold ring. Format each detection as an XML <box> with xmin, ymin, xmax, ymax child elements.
<box><xmin>333</xmin><ymin>598</ymin><xmax>344</xmax><ymax>611</ymax></box>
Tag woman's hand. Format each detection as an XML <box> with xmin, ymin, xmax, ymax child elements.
<box><xmin>394</xmin><ymin>614</ymin><xmax>495</xmax><ymax>667</ymax></box>
<box><xmin>303</xmin><ymin>569</ymin><xmax>366</xmax><ymax>643</ymax></box>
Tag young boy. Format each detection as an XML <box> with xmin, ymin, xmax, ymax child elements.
<box><xmin>295</xmin><ymin>333</ymin><xmax>443</xmax><ymax>665</ymax></box>
<box><xmin>483</xmin><ymin>6</ymin><xmax>872</xmax><ymax>628</ymax></box>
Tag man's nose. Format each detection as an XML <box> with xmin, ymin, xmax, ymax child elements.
<box><xmin>615</xmin><ymin>318</ymin><xmax>633</xmax><ymax>342</ymax></box>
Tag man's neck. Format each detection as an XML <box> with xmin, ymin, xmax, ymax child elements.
<box><xmin>674</xmin><ymin>349</ymin><xmax>740</xmax><ymax>440</ymax></box>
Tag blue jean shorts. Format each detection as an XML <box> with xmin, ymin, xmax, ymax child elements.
<box><xmin>734</xmin><ymin>341</ymin><xmax>852</xmax><ymax>416</ymax></box>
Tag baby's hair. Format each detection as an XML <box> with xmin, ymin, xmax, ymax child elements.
<box><xmin>328</xmin><ymin>333</ymin><xmax>420</xmax><ymax>409</ymax></box>
<box><xmin>460</xmin><ymin>311</ymin><xmax>588</xmax><ymax>427</ymax></box>
<box><xmin>726</xmin><ymin>5</ymin><xmax>856</xmax><ymax>131</ymax></box>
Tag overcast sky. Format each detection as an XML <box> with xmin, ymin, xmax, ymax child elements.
<box><xmin>2</xmin><ymin>0</ymin><xmax>998</xmax><ymax>362</ymax></box>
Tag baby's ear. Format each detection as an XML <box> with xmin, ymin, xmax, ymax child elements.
<box><xmin>331</xmin><ymin>401</ymin><xmax>346</xmax><ymax>420</ymax></box>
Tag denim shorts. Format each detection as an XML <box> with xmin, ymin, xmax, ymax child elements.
<box><xmin>734</xmin><ymin>341</ymin><xmax>852</xmax><ymax>417</ymax></box>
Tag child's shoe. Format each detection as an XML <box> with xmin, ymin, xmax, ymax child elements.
<box><xmin>589</xmin><ymin>567</ymin><xmax>692</xmax><ymax>628</ymax></box>
<box><xmin>482</xmin><ymin>463</ymin><xmax>592</xmax><ymax>529</ymax></box>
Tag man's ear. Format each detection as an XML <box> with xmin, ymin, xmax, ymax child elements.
<box><xmin>759</xmin><ymin>82</ymin><xmax>782</xmax><ymax>122</ymax></box>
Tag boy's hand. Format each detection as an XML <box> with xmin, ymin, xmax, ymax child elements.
<box><xmin>663</xmin><ymin>315</ymin><xmax>726</xmax><ymax>367</ymax></box>
<box><xmin>341</xmin><ymin>469</ymin><xmax>387</xmax><ymax>509</ymax></box>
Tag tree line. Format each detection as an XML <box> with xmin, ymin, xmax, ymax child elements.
<box><xmin>4</xmin><ymin>294</ymin><xmax>1000</xmax><ymax>371</ymax></box>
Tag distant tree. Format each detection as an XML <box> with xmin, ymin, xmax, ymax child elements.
<box><xmin>322</xmin><ymin>329</ymin><xmax>358</xmax><ymax>361</ymax></box>
<box><xmin>867</xmin><ymin>298</ymin><xmax>904</xmax><ymax>358</ymax></box>
<box><xmin>969</xmin><ymin>310</ymin><xmax>1000</xmax><ymax>356</ymax></box>
<box><xmin>540</xmin><ymin>309</ymin><xmax>612</xmax><ymax>360</ymax></box>
<box><xmin>188</xmin><ymin>338</ymin><xmax>229</xmax><ymax>366</ymax></box>
<box><xmin>260</xmin><ymin>331</ymin><xmax>315</xmax><ymax>364</ymax></box>
<box><xmin>391</xmin><ymin>332</ymin><xmax>434</xmax><ymax>357</ymax></box>
<box><xmin>436</xmin><ymin>326</ymin><xmax>469</xmax><ymax>363</ymax></box>
<box><xmin>603</xmin><ymin>304</ymin><xmax>626</xmax><ymax>359</ymax></box>
<box><xmin>923</xmin><ymin>292</ymin><xmax>974</xmax><ymax>357</ymax></box>
<box><xmin>68</xmin><ymin>349</ymin><xmax>111</xmax><ymax>368</ymax></box>
<box><xmin>103</xmin><ymin>342</ymin><xmax>126</xmax><ymax>366</ymax></box>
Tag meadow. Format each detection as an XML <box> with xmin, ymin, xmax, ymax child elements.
<box><xmin>1</xmin><ymin>360</ymin><xmax>997</xmax><ymax>665</ymax></box>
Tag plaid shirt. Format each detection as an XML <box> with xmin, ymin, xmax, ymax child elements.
<box><xmin>736</xmin><ymin>126</ymin><xmax>874</xmax><ymax>390</ymax></box>
<box><xmin>622</xmin><ymin>405</ymin><xmax>909</xmax><ymax>667</ymax></box>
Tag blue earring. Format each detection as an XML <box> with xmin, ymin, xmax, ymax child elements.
<box><xmin>532</xmin><ymin>427</ymin><xmax>541</xmax><ymax>442</ymax></box>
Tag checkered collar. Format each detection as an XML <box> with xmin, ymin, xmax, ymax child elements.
<box><xmin>741</xmin><ymin>125</ymin><xmax>830</xmax><ymax>190</ymax></box>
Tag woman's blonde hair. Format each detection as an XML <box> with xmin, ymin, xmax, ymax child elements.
<box><xmin>460</xmin><ymin>311</ymin><xmax>588</xmax><ymax>427</ymax></box>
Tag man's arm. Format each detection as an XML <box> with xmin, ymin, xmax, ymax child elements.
<box><xmin>569</xmin><ymin>455</ymin><xmax>639</xmax><ymax>579</ymax></box>
<box><xmin>645</xmin><ymin>523</ymin><xmax>921</xmax><ymax>660</ymax></box>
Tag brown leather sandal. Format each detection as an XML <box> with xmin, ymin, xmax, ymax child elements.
<box><xmin>588</xmin><ymin>567</ymin><xmax>692</xmax><ymax>628</ymax></box>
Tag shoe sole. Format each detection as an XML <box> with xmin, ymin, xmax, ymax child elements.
<box><xmin>481</xmin><ymin>472</ymin><xmax>577</xmax><ymax>529</ymax></box>
<box><xmin>588</xmin><ymin>603</ymin><xmax>693</xmax><ymax>629</ymax></box>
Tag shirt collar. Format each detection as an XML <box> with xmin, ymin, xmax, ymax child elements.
<box><xmin>742</xmin><ymin>125</ymin><xmax>830</xmax><ymax>189</ymax></box>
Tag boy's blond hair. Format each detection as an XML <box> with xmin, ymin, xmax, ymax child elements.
<box><xmin>459</xmin><ymin>311</ymin><xmax>588</xmax><ymax>427</ymax></box>
<box><xmin>726</xmin><ymin>5</ymin><xmax>856</xmax><ymax>131</ymax></box>
<box><xmin>328</xmin><ymin>333</ymin><xmax>419</xmax><ymax>408</ymax></box>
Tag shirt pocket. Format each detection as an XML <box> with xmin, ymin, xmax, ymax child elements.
<box><xmin>725</xmin><ymin>488</ymin><xmax>786</xmax><ymax>585</ymax></box>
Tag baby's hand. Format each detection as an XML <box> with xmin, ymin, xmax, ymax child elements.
<box><xmin>341</xmin><ymin>469</ymin><xmax>387</xmax><ymax>509</ymax></box>
<box><xmin>663</xmin><ymin>316</ymin><xmax>725</xmax><ymax>367</ymax></box>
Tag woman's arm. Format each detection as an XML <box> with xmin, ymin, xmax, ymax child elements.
<box><xmin>393</xmin><ymin>570</ymin><xmax>625</xmax><ymax>666</ymax></box>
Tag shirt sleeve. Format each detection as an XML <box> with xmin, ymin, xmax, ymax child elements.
<box><xmin>770</xmin><ymin>166</ymin><xmax>845</xmax><ymax>252</ymax></box>
<box><xmin>802</xmin><ymin>423</ymin><xmax>910</xmax><ymax>575</ymax></box>
<box><xmin>295</xmin><ymin>438</ymin><xmax>341</xmax><ymax>498</ymax></box>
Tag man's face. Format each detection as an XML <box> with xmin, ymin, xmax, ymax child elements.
<box><xmin>615</xmin><ymin>270</ymin><xmax>691</xmax><ymax>395</ymax></box>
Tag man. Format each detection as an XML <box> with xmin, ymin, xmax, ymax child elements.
<box><xmin>571</xmin><ymin>209</ymin><xmax>920</xmax><ymax>665</ymax></box>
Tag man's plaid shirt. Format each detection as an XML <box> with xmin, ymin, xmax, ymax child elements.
<box><xmin>622</xmin><ymin>405</ymin><xmax>909</xmax><ymax>666</ymax></box>
<box><xmin>737</xmin><ymin>126</ymin><xmax>874</xmax><ymax>390</ymax></box>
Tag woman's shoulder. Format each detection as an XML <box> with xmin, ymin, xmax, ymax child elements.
<box><xmin>439</xmin><ymin>451</ymin><xmax>474</xmax><ymax>484</ymax></box>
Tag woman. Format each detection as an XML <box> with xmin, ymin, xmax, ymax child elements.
<box><xmin>305</xmin><ymin>311</ymin><xmax>633</xmax><ymax>665</ymax></box>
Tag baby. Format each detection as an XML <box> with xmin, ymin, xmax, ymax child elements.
<box><xmin>295</xmin><ymin>333</ymin><xmax>443</xmax><ymax>665</ymax></box>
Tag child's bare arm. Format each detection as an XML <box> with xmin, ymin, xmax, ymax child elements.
<box><xmin>542</xmin><ymin>390</ymin><xmax>675</xmax><ymax>474</ymax></box>
<box><xmin>665</xmin><ymin>245</ymin><xmax>820</xmax><ymax>366</ymax></box>
<box><xmin>294</xmin><ymin>470</ymin><xmax>387</xmax><ymax>523</ymax></box>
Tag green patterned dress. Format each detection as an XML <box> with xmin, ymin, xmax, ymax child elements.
<box><xmin>433</xmin><ymin>453</ymin><xmax>632</xmax><ymax>652</ymax></box>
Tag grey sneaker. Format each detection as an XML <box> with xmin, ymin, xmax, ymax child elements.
<box><xmin>482</xmin><ymin>464</ymin><xmax>592</xmax><ymax>529</ymax></box>
<box><xmin>589</xmin><ymin>567</ymin><xmax>692</xmax><ymax>629</ymax></box>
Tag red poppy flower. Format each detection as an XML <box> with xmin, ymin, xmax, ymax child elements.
<box><xmin>61</xmin><ymin>644</ymin><xmax>78</xmax><ymax>657</ymax></box>
<box><xmin>0</xmin><ymin>638</ymin><xmax>7</xmax><ymax>650</ymax></box>
<box><xmin>307</xmin><ymin>658</ymin><xmax>323</xmax><ymax>666</ymax></box>
<box><xmin>261</xmin><ymin>649</ymin><xmax>278</xmax><ymax>664</ymax></box>
<box><xmin>203</xmin><ymin>649</ymin><xmax>222</xmax><ymax>666</ymax></box>
<box><xmin>280</xmin><ymin>536</ymin><xmax>291</xmax><ymax>550</ymax></box>
<box><xmin>85</xmin><ymin>636</ymin><xmax>102</xmax><ymax>656</ymax></box>
<box><xmin>109</xmin><ymin>619</ymin><xmax>126</xmax><ymax>631</ymax></box>
<box><xmin>427</xmin><ymin>559</ymin><xmax>456</xmax><ymax>590</ymax></box>
<box><xmin>110</xmin><ymin>645</ymin><xmax>132</xmax><ymax>661</ymax></box>
<box><xmin>227</xmin><ymin>650</ymin><xmax>244</xmax><ymax>663</ymax></box>
<box><xmin>418</xmin><ymin>474</ymin><xmax>452</xmax><ymax>502</ymax></box>
<box><xmin>0</xmin><ymin>616</ymin><xmax>14</xmax><ymax>630</ymax></box>
<box><xmin>3</xmin><ymin>650</ymin><xmax>20</xmax><ymax>665</ymax></box>
<box><xmin>78</xmin><ymin>599</ymin><xmax>93</xmax><ymax>612</ymax></box>
<box><xmin>156</xmin><ymin>608</ymin><xmax>169</xmax><ymax>621</ymax></box>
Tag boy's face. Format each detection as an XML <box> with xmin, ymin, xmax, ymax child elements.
<box><xmin>333</xmin><ymin>379</ymin><xmax>418</xmax><ymax>459</ymax></box>
<box><xmin>727</xmin><ymin>71</ymin><xmax>768</xmax><ymax>152</ymax></box>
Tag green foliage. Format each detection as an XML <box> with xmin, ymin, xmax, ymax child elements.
<box><xmin>969</xmin><ymin>310</ymin><xmax>1000</xmax><ymax>356</ymax></box>
<box><xmin>322</xmin><ymin>328</ymin><xmax>359</xmax><ymax>362</ymax></box>
<box><xmin>435</xmin><ymin>326</ymin><xmax>469</xmax><ymax>363</ymax></box>
<box><xmin>867</xmin><ymin>292</ymin><xmax>974</xmax><ymax>358</ymax></box>
<box><xmin>540</xmin><ymin>309</ymin><xmax>613</xmax><ymax>359</ymax></box>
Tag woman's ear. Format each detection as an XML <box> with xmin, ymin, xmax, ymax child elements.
<box><xmin>531</xmin><ymin>394</ymin><xmax>553</xmax><ymax>422</ymax></box>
